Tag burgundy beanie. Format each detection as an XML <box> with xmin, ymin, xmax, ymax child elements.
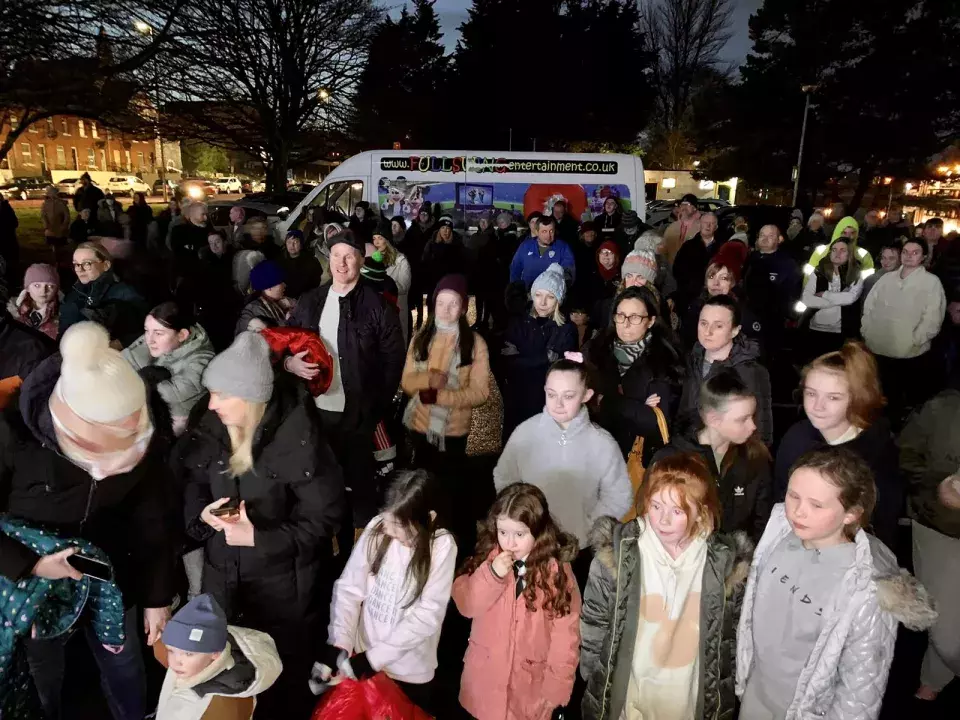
<box><xmin>432</xmin><ymin>273</ymin><xmax>468</xmax><ymax>308</ymax></box>
<box><xmin>24</xmin><ymin>263</ymin><xmax>59</xmax><ymax>289</ymax></box>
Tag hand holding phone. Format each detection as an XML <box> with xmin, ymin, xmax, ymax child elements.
<box><xmin>202</xmin><ymin>497</ymin><xmax>239</xmax><ymax>530</ymax></box>
<box><xmin>66</xmin><ymin>552</ymin><xmax>113</xmax><ymax>582</ymax></box>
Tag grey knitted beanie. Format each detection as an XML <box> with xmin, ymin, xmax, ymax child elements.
<box><xmin>203</xmin><ymin>331</ymin><xmax>274</xmax><ymax>403</ymax></box>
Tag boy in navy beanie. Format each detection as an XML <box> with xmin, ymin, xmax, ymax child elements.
<box><xmin>156</xmin><ymin>594</ymin><xmax>282</xmax><ymax>720</ymax></box>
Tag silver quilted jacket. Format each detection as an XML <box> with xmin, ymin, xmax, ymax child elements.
<box><xmin>736</xmin><ymin>504</ymin><xmax>937</xmax><ymax>720</ymax></box>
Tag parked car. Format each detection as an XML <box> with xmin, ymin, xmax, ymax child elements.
<box><xmin>241</xmin><ymin>179</ymin><xmax>266</xmax><ymax>194</ymax></box>
<box><xmin>647</xmin><ymin>197</ymin><xmax>732</xmax><ymax>229</ymax></box>
<box><xmin>0</xmin><ymin>177</ymin><xmax>49</xmax><ymax>200</ymax></box>
<box><xmin>56</xmin><ymin>177</ymin><xmax>85</xmax><ymax>198</ymax></box>
<box><xmin>152</xmin><ymin>178</ymin><xmax>178</xmax><ymax>196</ymax></box>
<box><xmin>180</xmin><ymin>177</ymin><xmax>219</xmax><ymax>200</ymax></box>
<box><xmin>215</xmin><ymin>176</ymin><xmax>242</xmax><ymax>193</ymax></box>
<box><xmin>286</xmin><ymin>182</ymin><xmax>317</xmax><ymax>194</ymax></box>
<box><xmin>105</xmin><ymin>175</ymin><xmax>152</xmax><ymax>197</ymax></box>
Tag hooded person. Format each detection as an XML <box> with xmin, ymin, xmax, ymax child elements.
<box><xmin>155</xmin><ymin>594</ymin><xmax>282</xmax><ymax>720</ymax></box>
<box><xmin>348</xmin><ymin>201</ymin><xmax>376</xmax><ymax>245</ymax></box>
<box><xmin>612</xmin><ymin>209</ymin><xmax>650</xmax><ymax>261</ymax></box>
<box><xmin>803</xmin><ymin>216</ymin><xmax>875</xmax><ymax>277</ymax></box>
<box><xmin>0</xmin><ymin>322</ymin><xmax>177</xmax><ymax>720</ymax></box>
<box><xmin>798</xmin><ymin>227</ymin><xmax>868</xmax><ymax>362</ymax></box>
<box><xmin>278</xmin><ymin>229</ymin><xmax>324</xmax><ymax>299</ymax></box>
<box><xmin>174</xmin><ymin>331</ymin><xmax>346</xmax><ymax>718</ymax></box>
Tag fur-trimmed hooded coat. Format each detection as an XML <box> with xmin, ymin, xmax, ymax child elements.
<box><xmin>580</xmin><ymin>516</ymin><xmax>752</xmax><ymax>720</ymax></box>
<box><xmin>736</xmin><ymin>504</ymin><xmax>938</xmax><ymax>720</ymax></box>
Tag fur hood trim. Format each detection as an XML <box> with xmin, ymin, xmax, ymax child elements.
<box><xmin>874</xmin><ymin>569</ymin><xmax>938</xmax><ymax>632</ymax></box>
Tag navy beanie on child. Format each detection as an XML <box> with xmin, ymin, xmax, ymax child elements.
<box><xmin>162</xmin><ymin>594</ymin><xmax>228</xmax><ymax>653</ymax></box>
<box><xmin>249</xmin><ymin>260</ymin><xmax>285</xmax><ymax>292</ymax></box>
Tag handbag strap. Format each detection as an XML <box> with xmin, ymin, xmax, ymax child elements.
<box><xmin>653</xmin><ymin>406</ymin><xmax>669</xmax><ymax>444</ymax></box>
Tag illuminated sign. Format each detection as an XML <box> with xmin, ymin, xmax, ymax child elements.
<box><xmin>379</xmin><ymin>155</ymin><xmax>619</xmax><ymax>175</ymax></box>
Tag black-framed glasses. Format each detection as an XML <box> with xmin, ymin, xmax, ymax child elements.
<box><xmin>614</xmin><ymin>312</ymin><xmax>649</xmax><ymax>326</ymax></box>
<box><xmin>73</xmin><ymin>260</ymin><xmax>102</xmax><ymax>271</ymax></box>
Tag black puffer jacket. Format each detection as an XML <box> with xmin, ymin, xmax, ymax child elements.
<box><xmin>581</xmin><ymin>516</ymin><xmax>751</xmax><ymax>720</ymax></box>
<box><xmin>775</xmin><ymin>417</ymin><xmax>901</xmax><ymax>548</ymax></box>
<box><xmin>0</xmin><ymin>315</ymin><xmax>54</xmax><ymax>408</ymax></box>
<box><xmin>289</xmin><ymin>281</ymin><xmax>405</xmax><ymax>434</ymax></box>
<box><xmin>59</xmin><ymin>272</ymin><xmax>149</xmax><ymax>347</ymax></box>
<box><xmin>0</xmin><ymin>354</ymin><xmax>178</xmax><ymax>609</ymax></box>
<box><xmin>679</xmin><ymin>337</ymin><xmax>774</xmax><ymax>446</ymax></box>
<box><xmin>174</xmin><ymin>384</ymin><xmax>346</xmax><ymax>614</ymax></box>
<box><xmin>652</xmin><ymin>420</ymin><xmax>773</xmax><ymax>542</ymax></box>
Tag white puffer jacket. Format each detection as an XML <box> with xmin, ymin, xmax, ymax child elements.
<box><xmin>736</xmin><ymin>504</ymin><xmax>937</xmax><ymax>720</ymax></box>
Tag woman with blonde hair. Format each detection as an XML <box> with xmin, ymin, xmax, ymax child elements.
<box><xmin>580</xmin><ymin>452</ymin><xmax>752</xmax><ymax>719</ymax></box>
<box><xmin>774</xmin><ymin>341</ymin><xmax>899</xmax><ymax>546</ymax></box>
<box><xmin>373</xmin><ymin>218</ymin><xmax>413</xmax><ymax>343</ymax></box>
<box><xmin>175</xmin><ymin>331</ymin><xmax>346</xmax><ymax>718</ymax></box>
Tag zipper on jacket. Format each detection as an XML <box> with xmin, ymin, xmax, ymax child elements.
<box><xmin>600</xmin><ymin>536</ymin><xmax>628</xmax><ymax>719</ymax></box>
<box><xmin>80</xmin><ymin>479</ymin><xmax>96</xmax><ymax>529</ymax></box>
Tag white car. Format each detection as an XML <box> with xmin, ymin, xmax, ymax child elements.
<box><xmin>215</xmin><ymin>176</ymin><xmax>242</xmax><ymax>193</ymax></box>
<box><xmin>105</xmin><ymin>175</ymin><xmax>152</xmax><ymax>197</ymax></box>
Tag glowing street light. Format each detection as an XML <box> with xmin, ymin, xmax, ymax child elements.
<box><xmin>134</xmin><ymin>20</ymin><xmax>153</xmax><ymax>35</ymax></box>
<box><xmin>317</xmin><ymin>89</ymin><xmax>331</xmax><ymax>102</ymax></box>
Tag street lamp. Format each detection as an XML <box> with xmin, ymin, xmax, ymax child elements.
<box><xmin>317</xmin><ymin>88</ymin><xmax>330</xmax><ymax>103</ymax></box>
<box><xmin>792</xmin><ymin>84</ymin><xmax>818</xmax><ymax>206</ymax></box>
<box><xmin>132</xmin><ymin>20</ymin><xmax>167</xmax><ymax>201</ymax></box>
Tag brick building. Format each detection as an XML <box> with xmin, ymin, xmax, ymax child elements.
<box><xmin>0</xmin><ymin>113</ymin><xmax>181</xmax><ymax>181</ymax></box>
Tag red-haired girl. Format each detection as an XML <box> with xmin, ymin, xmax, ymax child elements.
<box><xmin>453</xmin><ymin>483</ymin><xmax>581</xmax><ymax>720</ymax></box>
<box><xmin>580</xmin><ymin>453</ymin><xmax>752</xmax><ymax>720</ymax></box>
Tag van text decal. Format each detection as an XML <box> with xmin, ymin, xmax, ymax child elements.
<box><xmin>379</xmin><ymin>156</ymin><xmax>619</xmax><ymax>175</ymax></box>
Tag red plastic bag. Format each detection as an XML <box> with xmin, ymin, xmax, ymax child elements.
<box><xmin>311</xmin><ymin>674</ymin><xmax>432</xmax><ymax>720</ymax></box>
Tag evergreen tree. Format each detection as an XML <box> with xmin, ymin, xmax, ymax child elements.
<box><xmin>351</xmin><ymin>0</ymin><xmax>450</xmax><ymax>149</ymax></box>
<box><xmin>701</xmin><ymin>0</ymin><xmax>959</xmax><ymax>208</ymax></box>
<box><xmin>450</xmin><ymin>0</ymin><xmax>654</xmax><ymax>150</ymax></box>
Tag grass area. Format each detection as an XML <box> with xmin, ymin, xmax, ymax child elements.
<box><xmin>13</xmin><ymin>203</ymin><xmax>170</xmax><ymax>265</ymax></box>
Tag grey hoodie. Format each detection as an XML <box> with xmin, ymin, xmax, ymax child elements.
<box><xmin>493</xmin><ymin>407</ymin><xmax>632</xmax><ymax>547</ymax></box>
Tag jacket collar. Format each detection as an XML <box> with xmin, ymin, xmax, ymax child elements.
<box><xmin>536</xmin><ymin>406</ymin><xmax>591</xmax><ymax>443</ymax></box>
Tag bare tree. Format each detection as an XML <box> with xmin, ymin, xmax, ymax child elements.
<box><xmin>0</xmin><ymin>0</ymin><xmax>186</xmax><ymax>165</ymax></box>
<box><xmin>154</xmin><ymin>0</ymin><xmax>379</xmax><ymax>189</ymax></box>
<box><xmin>641</xmin><ymin>0</ymin><xmax>734</xmax><ymax>138</ymax></box>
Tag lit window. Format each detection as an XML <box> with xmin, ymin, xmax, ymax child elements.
<box><xmin>91</xmin><ymin>122</ymin><xmax>98</xmax><ymax>138</ymax></box>
<box><xmin>56</xmin><ymin>145</ymin><xmax>66</xmax><ymax>165</ymax></box>
<box><xmin>20</xmin><ymin>143</ymin><xmax>31</xmax><ymax>161</ymax></box>
<box><xmin>61</xmin><ymin>119</ymin><xmax>70</xmax><ymax>135</ymax></box>
<box><xmin>78</xmin><ymin>120</ymin><xmax>86</xmax><ymax>137</ymax></box>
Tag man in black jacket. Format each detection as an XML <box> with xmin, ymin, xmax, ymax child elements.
<box><xmin>286</xmin><ymin>230</ymin><xmax>404</xmax><ymax>548</ymax></box>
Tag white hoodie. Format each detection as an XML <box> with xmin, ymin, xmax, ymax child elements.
<box><xmin>328</xmin><ymin>515</ymin><xmax>457</xmax><ymax>684</ymax></box>
<box><xmin>157</xmin><ymin>626</ymin><xmax>282</xmax><ymax>720</ymax></box>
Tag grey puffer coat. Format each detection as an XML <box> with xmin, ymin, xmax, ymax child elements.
<box><xmin>736</xmin><ymin>504</ymin><xmax>938</xmax><ymax>720</ymax></box>
<box><xmin>123</xmin><ymin>324</ymin><xmax>215</xmax><ymax>418</ymax></box>
<box><xmin>581</xmin><ymin>516</ymin><xmax>752</xmax><ymax>720</ymax></box>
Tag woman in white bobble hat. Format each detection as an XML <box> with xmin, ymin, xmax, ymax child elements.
<box><xmin>0</xmin><ymin>321</ymin><xmax>178</xmax><ymax>720</ymax></box>
<box><xmin>501</xmin><ymin>262</ymin><xmax>578</xmax><ymax>442</ymax></box>
<box><xmin>173</xmin><ymin>331</ymin><xmax>346</xmax><ymax>718</ymax></box>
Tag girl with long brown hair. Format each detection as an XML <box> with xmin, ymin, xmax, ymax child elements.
<box><xmin>325</xmin><ymin>469</ymin><xmax>456</xmax><ymax>715</ymax></box>
<box><xmin>453</xmin><ymin>483</ymin><xmax>581</xmax><ymax>720</ymax></box>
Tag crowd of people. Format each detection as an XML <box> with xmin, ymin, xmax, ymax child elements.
<box><xmin>0</xmin><ymin>181</ymin><xmax>958</xmax><ymax>720</ymax></box>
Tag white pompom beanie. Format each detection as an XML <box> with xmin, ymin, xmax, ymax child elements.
<box><xmin>58</xmin><ymin>322</ymin><xmax>146</xmax><ymax>423</ymax></box>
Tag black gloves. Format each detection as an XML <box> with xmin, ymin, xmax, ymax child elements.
<box><xmin>139</xmin><ymin>365</ymin><xmax>172</xmax><ymax>385</ymax></box>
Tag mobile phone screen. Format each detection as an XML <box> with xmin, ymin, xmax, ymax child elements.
<box><xmin>67</xmin><ymin>554</ymin><xmax>114</xmax><ymax>582</ymax></box>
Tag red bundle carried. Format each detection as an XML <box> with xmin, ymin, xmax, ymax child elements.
<box><xmin>311</xmin><ymin>674</ymin><xmax>432</xmax><ymax>720</ymax></box>
<box><xmin>258</xmin><ymin>326</ymin><xmax>334</xmax><ymax>397</ymax></box>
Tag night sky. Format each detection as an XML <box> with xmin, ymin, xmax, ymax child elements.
<box><xmin>393</xmin><ymin>0</ymin><xmax>764</xmax><ymax>67</ymax></box>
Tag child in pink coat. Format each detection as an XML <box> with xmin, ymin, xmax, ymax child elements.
<box><xmin>453</xmin><ymin>483</ymin><xmax>582</xmax><ymax>720</ymax></box>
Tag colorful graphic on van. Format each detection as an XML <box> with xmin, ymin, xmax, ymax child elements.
<box><xmin>380</xmin><ymin>156</ymin><xmax>620</xmax><ymax>175</ymax></box>
<box><xmin>378</xmin><ymin>178</ymin><xmax>631</xmax><ymax>227</ymax></box>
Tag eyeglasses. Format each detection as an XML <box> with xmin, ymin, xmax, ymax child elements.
<box><xmin>614</xmin><ymin>312</ymin><xmax>649</xmax><ymax>326</ymax></box>
<box><xmin>73</xmin><ymin>260</ymin><xmax>102</xmax><ymax>271</ymax></box>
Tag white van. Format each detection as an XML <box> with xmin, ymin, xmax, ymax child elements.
<box><xmin>276</xmin><ymin>150</ymin><xmax>645</xmax><ymax>238</ymax></box>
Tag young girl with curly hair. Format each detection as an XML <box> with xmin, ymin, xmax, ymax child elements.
<box><xmin>452</xmin><ymin>483</ymin><xmax>582</xmax><ymax>720</ymax></box>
